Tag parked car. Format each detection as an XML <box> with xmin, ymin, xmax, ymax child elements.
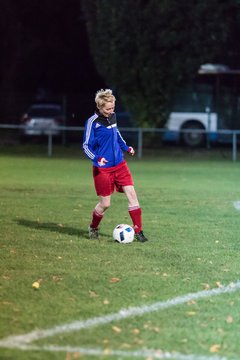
<box><xmin>20</xmin><ymin>104</ymin><xmax>65</xmax><ymax>138</ymax></box>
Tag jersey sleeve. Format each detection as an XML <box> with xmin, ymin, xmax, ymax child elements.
<box><xmin>117</xmin><ymin>129</ymin><xmax>129</xmax><ymax>152</ymax></box>
<box><xmin>83</xmin><ymin>118</ymin><xmax>98</xmax><ymax>161</ymax></box>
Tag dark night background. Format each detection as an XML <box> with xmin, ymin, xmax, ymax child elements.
<box><xmin>1</xmin><ymin>0</ymin><xmax>240</xmax><ymax>129</ymax></box>
<box><xmin>0</xmin><ymin>0</ymin><xmax>107</xmax><ymax>125</ymax></box>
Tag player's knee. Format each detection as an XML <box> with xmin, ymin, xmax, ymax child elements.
<box><xmin>100</xmin><ymin>201</ymin><xmax>111</xmax><ymax>211</ymax></box>
<box><xmin>103</xmin><ymin>203</ymin><xmax>111</xmax><ymax>211</ymax></box>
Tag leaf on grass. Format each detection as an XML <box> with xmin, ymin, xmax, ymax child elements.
<box><xmin>187</xmin><ymin>300</ymin><xmax>196</xmax><ymax>305</ymax></box>
<box><xmin>226</xmin><ymin>315</ymin><xmax>233</xmax><ymax>324</ymax></box>
<box><xmin>120</xmin><ymin>343</ymin><xmax>131</xmax><ymax>349</ymax></box>
<box><xmin>32</xmin><ymin>281</ymin><xmax>40</xmax><ymax>289</ymax></box>
<box><xmin>74</xmin><ymin>353</ymin><xmax>82</xmax><ymax>359</ymax></box>
<box><xmin>143</xmin><ymin>322</ymin><xmax>160</xmax><ymax>332</ymax></box>
<box><xmin>202</xmin><ymin>283</ymin><xmax>210</xmax><ymax>290</ymax></box>
<box><xmin>52</xmin><ymin>276</ymin><xmax>63</xmax><ymax>282</ymax></box>
<box><xmin>141</xmin><ymin>292</ymin><xmax>149</xmax><ymax>298</ymax></box>
<box><xmin>143</xmin><ymin>323</ymin><xmax>151</xmax><ymax>329</ymax></box>
<box><xmin>110</xmin><ymin>277</ymin><xmax>121</xmax><ymax>283</ymax></box>
<box><xmin>2</xmin><ymin>275</ymin><xmax>11</xmax><ymax>280</ymax></box>
<box><xmin>112</xmin><ymin>325</ymin><xmax>121</xmax><ymax>333</ymax></box>
<box><xmin>89</xmin><ymin>290</ymin><xmax>98</xmax><ymax>297</ymax></box>
<box><xmin>162</xmin><ymin>273</ymin><xmax>168</xmax><ymax>277</ymax></box>
<box><xmin>216</xmin><ymin>281</ymin><xmax>223</xmax><ymax>288</ymax></box>
<box><xmin>58</xmin><ymin>223</ymin><xmax>64</xmax><ymax>228</ymax></box>
<box><xmin>65</xmin><ymin>353</ymin><xmax>71</xmax><ymax>360</ymax></box>
<box><xmin>209</xmin><ymin>344</ymin><xmax>221</xmax><ymax>353</ymax></box>
<box><xmin>1</xmin><ymin>301</ymin><xmax>13</xmax><ymax>306</ymax></box>
<box><xmin>103</xmin><ymin>348</ymin><xmax>112</xmax><ymax>355</ymax></box>
<box><xmin>132</xmin><ymin>328</ymin><xmax>140</xmax><ymax>334</ymax></box>
<box><xmin>65</xmin><ymin>352</ymin><xmax>81</xmax><ymax>360</ymax></box>
<box><xmin>186</xmin><ymin>311</ymin><xmax>196</xmax><ymax>316</ymax></box>
<box><xmin>103</xmin><ymin>299</ymin><xmax>110</xmax><ymax>305</ymax></box>
<box><xmin>134</xmin><ymin>338</ymin><xmax>144</xmax><ymax>345</ymax></box>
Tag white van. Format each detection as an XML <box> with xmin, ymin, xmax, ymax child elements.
<box><xmin>164</xmin><ymin>110</ymin><xmax>218</xmax><ymax>147</ymax></box>
<box><xmin>163</xmin><ymin>64</ymin><xmax>240</xmax><ymax>146</ymax></box>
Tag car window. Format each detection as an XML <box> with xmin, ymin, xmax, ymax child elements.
<box><xmin>28</xmin><ymin>107</ymin><xmax>62</xmax><ymax>117</ymax></box>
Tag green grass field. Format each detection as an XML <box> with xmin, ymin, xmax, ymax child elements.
<box><xmin>1</xmin><ymin>145</ymin><xmax>240</xmax><ymax>360</ymax></box>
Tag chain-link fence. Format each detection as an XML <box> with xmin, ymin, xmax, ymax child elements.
<box><xmin>0</xmin><ymin>124</ymin><xmax>239</xmax><ymax>161</ymax></box>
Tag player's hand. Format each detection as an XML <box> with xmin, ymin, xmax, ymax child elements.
<box><xmin>127</xmin><ymin>146</ymin><xmax>135</xmax><ymax>156</ymax></box>
<box><xmin>98</xmin><ymin>157</ymin><xmax>108</xmax><ymax>166</ymax></box>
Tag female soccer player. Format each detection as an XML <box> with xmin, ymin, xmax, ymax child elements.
<box><xmin>83</xmin><ymin>89</ymin><xmax>148</xmax><ymax>242</ymax></box>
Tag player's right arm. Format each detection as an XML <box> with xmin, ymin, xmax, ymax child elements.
<box><xmin>83</xmin><ymin>116</ymin><xmax>108</xmax><ymax>166</ymax></box>
<box><xmin>83</xmin><ymin>116</ymin><xmax>98</xmax><ymax>162</ymax></box>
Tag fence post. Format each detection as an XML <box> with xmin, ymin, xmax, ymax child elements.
<box><xmin>206</xmin><ymin>107</ymin><xmax>211</xmax><ymax>150</ymax></box>
<box><xmin>137</xmin><ymin>128</ymin><xmax>143</xmax><ymax>158</ymax></box>
<box><xmin>62</xmin><ymin>95</ymin><xmax>67</xmax><ymax>146</ymax></box>
<box><xmin>48</xmin><ymin>133</ymin><xmax>53</xmax><ymax>157</ymax></box>
<box><xmin>232</xmin><ymin>131</ymin><xmax>237</xmax><ymax>162</ymax></box>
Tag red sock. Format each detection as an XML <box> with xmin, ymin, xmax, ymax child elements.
<box><xmin>90</xmin><ymin>210</ymin><xmax>103</xmax><ymax>229</ymax></box>
<box><xmin>128</xmin><ymin>206</ymin><xmax>142</xmax><ymax>233</ymax></box>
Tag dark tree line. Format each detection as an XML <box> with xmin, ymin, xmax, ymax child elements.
<box><xmin>82</xmin><ymin>0</ymin><xmax>240</xmax><ymax>126</ymax></box>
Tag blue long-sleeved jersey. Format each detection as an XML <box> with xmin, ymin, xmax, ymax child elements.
<box><xmin>83</xmin><ymin>112</ymin><xmax>129</xmax><ymax>168</ymax></box>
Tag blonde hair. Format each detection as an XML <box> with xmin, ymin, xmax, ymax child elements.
<box><xmin>95</xmin><ymin>89</ymin><xmax>116</xmax><ymax>109</ymax></box>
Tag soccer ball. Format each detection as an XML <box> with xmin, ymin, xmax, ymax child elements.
<box><xmin>113</xmin><ymin>224</ymin><xmax>134</xmax><ymax>244</ymax></box>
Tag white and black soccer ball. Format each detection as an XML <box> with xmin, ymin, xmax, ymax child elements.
<box><xmin>113</xmin><ymin>224</ymin><xmax>134</xmax><ymax>244</ymax></box>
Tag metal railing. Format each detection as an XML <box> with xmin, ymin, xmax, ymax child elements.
<box><xmin>0</xmin><ymin>124</ymin><xmax>239</xmax><ymax>161</ymax></box>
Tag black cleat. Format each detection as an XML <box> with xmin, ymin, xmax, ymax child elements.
<box><xmin>88</xmin><ymin>226</ymin><xmax>99</xmax><ymax>239</ymax></box>
<box><xmin>135</xmin><ymin>231</ymin><xmax>148</xmax><ymax>243</ymax></box>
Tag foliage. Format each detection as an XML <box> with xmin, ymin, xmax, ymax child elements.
<box><xmin>82</xmin><ymin>0</ymin><xmax>240</xmax><ymax>127</ymax></box>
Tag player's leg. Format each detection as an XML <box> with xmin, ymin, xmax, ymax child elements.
<box><xmin>123</xmin><ymin>185</ymin><xmax>148</xmax><ymax>242</ymax></box>
<box><xmin>114</xmin><ymin>162</ymin><xmax>148</xmax><ymax>242</ymax></box>
<box><xmin>89</xmin><ymin>195</ymin><xmax>111</xmax><ymax>239</ymax></box>
<box><xmin>89</xmin><ymin>166</ymin><xmax>114</xmax><ymax>239</ymax></box>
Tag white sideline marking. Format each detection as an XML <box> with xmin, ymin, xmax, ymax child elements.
<box><xmin>233</xmin><ymin>201</ymin><xmax>240</xmax><ymax>210</ymax></box>
<box><xmin>0</xmin><ymin>281</ymin><xmax>239</xmax><ymax>350</ymax></box>
<box><xmin>10</xmin><ymin>344</ymin><xmax>232</xmax><ymax>360</ymax></box>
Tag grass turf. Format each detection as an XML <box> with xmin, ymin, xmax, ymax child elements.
<box><xmin>1</xmin><ymin>146</ymin><xmax>240</xmax><ymax>359</ymax></box>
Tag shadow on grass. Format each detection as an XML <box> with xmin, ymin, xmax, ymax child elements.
<box><xmin>16</xmin><ymin>218</ymin><xmax>89</xmax><ymax>238</ymax></box>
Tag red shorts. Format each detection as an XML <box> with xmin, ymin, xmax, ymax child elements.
<box><xmin>93</xmin><ymin>160</ymin><xmax>134</xmax><ymax>196</ymax></box>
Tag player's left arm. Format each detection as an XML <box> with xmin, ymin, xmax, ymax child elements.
<box><xmin>127</xmin><ymin>146</ymin><xmax>135</xmax><ymax>156</ymax></box>
<box><xmin>116</xmin><ymin>129</ymin><xmax>134</xmax><ymax>154</ymax></box>
<box><xmin>117</xmin><ymin>129</ymin><xmax>129</xmax><ymax>151</ymax></box>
